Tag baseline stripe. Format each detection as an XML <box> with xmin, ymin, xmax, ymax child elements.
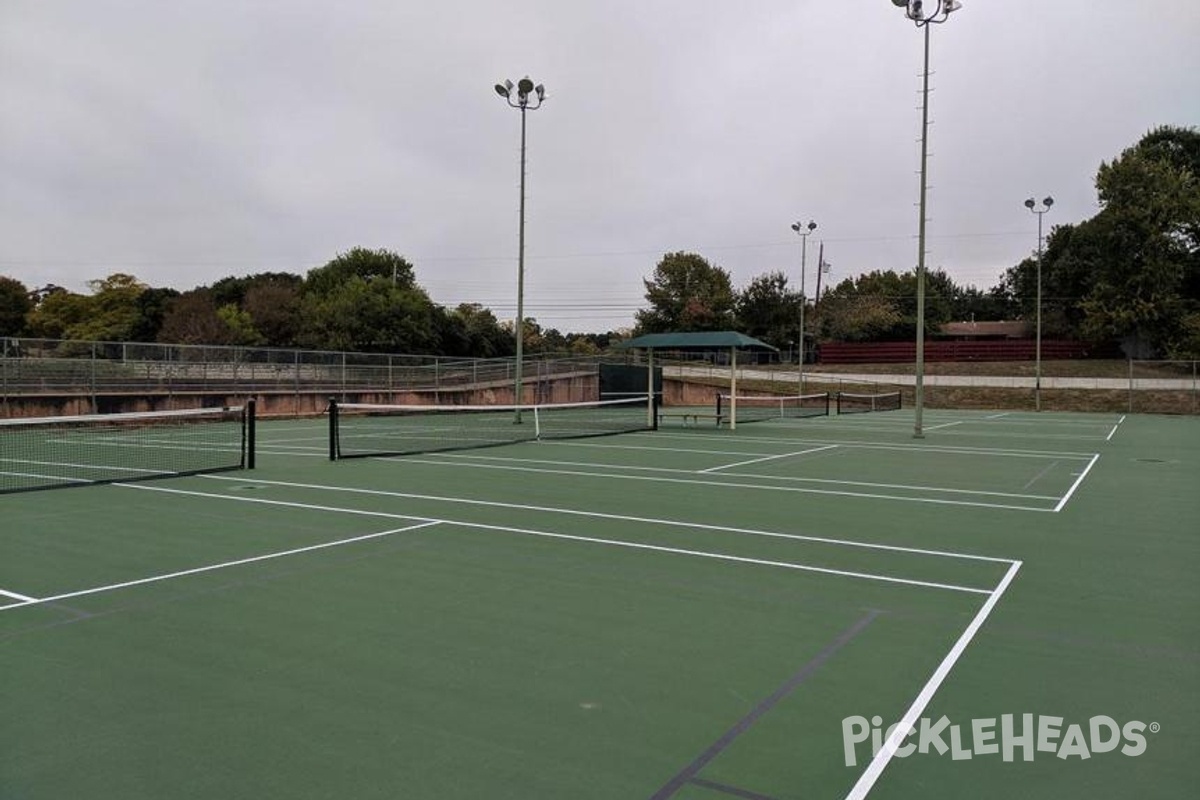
<box><xmin>842</xmin><ymin>560</ymin><xmax>1023</xmax><ymax>800</ymax></box>
<box><xmin>1053</xmin><ymin>454</ymin><xmax>1100</xmax><ymax>513</ymax></box>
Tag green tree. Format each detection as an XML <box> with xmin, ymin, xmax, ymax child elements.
<box><xmin>243</xmin><ymin>282</ymin><xmax>303</xmax><ymax>347</ymax></box>
<box><xmin>129</xmin><ymin>287</ymin><xmax>181</xmax><ymax>342</ymax></box>
<box><xmin>999</xmin><ymin>126</ymin><xmax>1200</xmax><ymax>356</ymax></box>
<box><xmin>636</xmin><ymin>252</ymin><xmax>736</xmax><ymax>333</ymax></box>
<box><xmin>817</xmin><ymin>285</ymin><xmax>903</xmax><ymax>343</ymax></box>
<box><xmin>445</xmin><ymin>303</ymin><xmax>513</xmax><ymax>358</ymax></box>
<box><xmin>157</xmin><ymin>289</ymin><xmax>231</xmax><ymax>345</ymax></box>
<box><xmin>735</xmin><ymin>271</ymin><xmax>799</xmax><ymax>350</ymax></box>
<box><xmin>0</xmin><ymin>276</ymin><xmax>32</xmax><ymax>336</ymax></box>
<box><xmin>216</xmin><ymin>304</ymin><xmax>265</xmax><ymax>346</ymax></box>
<box><xmin>25</xmin><ymin>287</ymin><xmax>91</xmax><ymax>339</ymax></box>
<box><xmin>305</xmin><ymin>248</ymin><xmax>416</xmax><ymax>296</ymax></box>
<box><xmin>65</xmin><ymin>273</ymin><xmax>148</xmax><ymax>342</ymax></box>
<box><xmin>818</xmin><ymin>269</ymin><xmax>953</xmax><ymax>341</ymax></box>
<box><xmin>210</xmin><ymin>272</ymin><xmax>303</xmax><ymax>308</ymax></box>
<box><xmin>299</xmin><ymin>275</ymin><xmax>438</xmax><ymax>353</ymax></box>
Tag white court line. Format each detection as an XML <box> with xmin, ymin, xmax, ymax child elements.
<box><xmin>1</xmin><ymin>457</ymin><xmax>160</xmax><ymax>475</ymax></box>
<box><xmin>0</xmin><ymin>470</ymin><xmax>90</xmax><ymax>484</ymax></box>
<box><xmin>391</xmin><ymin>456</ymin><xmax>1055</xmax><ymax>512</ymax></box>
<box><xmin>0</xmin><ymin>587</ymin><xmax>40</xmax><ymax>603</ymax></box>
<box><xmin>0</xmin><ymin>518</ymin><xmax>442</xmax><ymax>612</ymax></box>
<box><xmin>117</xmin><ymin>484</ymin><xmax>994</xmax><ymax>596</ymax></box>
<box><xmin>1106</xmin><ymin>415</ymin><xmax>1127</xmax><ymax>442</ymax></box>
<box><xmin>698</xmin><ymin>445</ymin><xmax>839</xmax><ymax>473</ymax></box>
<box><xmin>984</xmin><ymin>412</ymin><xmax>1010</xmax><ymax>420</ymax></box>
<box><xmin>844</xmin><ymin>560</ymin><xmax>1023</xmax><ymax>799</ymax></box>
<box><xmin>1053</xmin><ymin>454</ymin><xmax>1100</xmax><ymax>513</ymax></box>
<box><xmin>639</xmin><ymin>431</ymin><xmax>1097</xmax><ymax>460</ymax></box>
<box><xmin>922</xmin><ymin>421</ymin><xmax>963</xmax><ymax>432</ymax></box>
<box><xmin>435</xmin><ymin>452</ymin><xmax>1057</xmax><ymax>501</ymax></box>
<box><xmin>201</xmin><ymin>475</ymin><xmax>1019</xmax><ymax>564</ymax></box>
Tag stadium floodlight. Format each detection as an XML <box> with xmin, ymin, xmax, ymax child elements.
<box><xmin>888</xmin><ymin>0</ymin><xmax>963</xmax><ymax>438</ymax></box>
<box><xmin>791</xmin><ymin>220</ymin><xmax>818</xmax><ymax>394</ymax></box>
<box><xmin>495</xmin><ymin>75</ymin><xmax>548</xmax><ymax>423</ymax></box>
<box><xmin>1025</xmin><ymin>196</ymin><xmax>1054</xmax><ymax>411</ymax></box>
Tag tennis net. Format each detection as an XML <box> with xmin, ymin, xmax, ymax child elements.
<box><xmin>328</xmin><ymin>397</ymin><xmax>655</xmax><ymax>460</ymax></box>
<box><xmin>715</xmin><ymin>392</ymin><xmax>830</xmax><ymax>424</ymax></box>
<box><xmin>0</xmin><ymin>402</ymin><xmax>255</xmax><ymax>494</ymax></box>
<box><xmin>836</xmin><ymin>391</ymin><xmax>903</xmax><ymax>414</ymax></box>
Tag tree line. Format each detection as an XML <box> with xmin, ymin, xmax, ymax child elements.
<box><xmin>636</xmin><ymin>126</ymin><xmax>1199</xmax><ymax>359</ymax></box>
<box><xmin>0</xmin><ymin>248</ymin><xmax>616</xmax><ymax>357</ymax></box>
<box><xmin>1</xmin><ymin>126</ymin><xmax>1195</xmax><ymax>359</ymax></box>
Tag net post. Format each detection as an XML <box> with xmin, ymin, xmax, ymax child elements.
<box><xmin>327</xmin><ymin>397</ymin><xmax>339</xmax><ymax>461</ymax></box>
<box><xmin>823</xmin><ymin>392</ymin><xmax>830</xmax><ymax>416</ymax></box>
<box><xmin>650</xmin><ymin>394</ymin><xmax>659</xmax><ymax>431</ymax></box>
<box><xmin>246</xmin><ymin>397</ymin><xmax>256</xmax><ymax>470</ymax></box>
<box><xmin>533</xmin><ymin>406</ymin><xmax>542</xmax><ymax>440</ymax></box>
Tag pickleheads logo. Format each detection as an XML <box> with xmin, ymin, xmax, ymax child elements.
<box><xmin>842</xmin><ymin>714</ymin><xmax>1158</xmax><ymax>767</ymax></box>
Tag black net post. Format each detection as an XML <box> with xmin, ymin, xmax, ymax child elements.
<box><xmin>246</xmin><ymin>397</ymin><xmax>256</xmax><ymax>470</ymax></box>
<box><xmin>327</xmin><ymin>397</ymin><xmax>339</xmax><ymax>461</ymax></box>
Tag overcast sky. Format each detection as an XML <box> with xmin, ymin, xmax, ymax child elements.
<box><xmin>2</xmin><ymin>1</ymin><xmax>1197</xmax><ymax>333</ymax></box>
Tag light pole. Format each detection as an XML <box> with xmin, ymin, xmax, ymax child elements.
<box><xmin>1025</xmin><ymin>196</ymin><xmax>1054</xmax><ymax>411</ymax></box>
<box><xmin>890</xmin><ymin>0</ymin><xmax>962</xmax><ymax>439</ymax></box>
<box><xmin>494</xmin><ymin>76</ymin><xmax>546</xmax><ymax>422</ymax></box>
<box><xmin>791</xmin><ymin>220</ymin><xmax>817</xmax><ymax>394</ymax></box>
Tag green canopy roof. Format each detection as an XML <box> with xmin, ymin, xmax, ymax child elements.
<box><xmin>615</xmin><ymin>331</ymin><xmax>777</xmax><ymax>351</ymax></box>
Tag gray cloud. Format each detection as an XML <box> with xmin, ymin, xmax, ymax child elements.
<box><xmin>2</xmin><ymin>0</ymin><xmax>1197</xmax><ymax>332</ymax></box>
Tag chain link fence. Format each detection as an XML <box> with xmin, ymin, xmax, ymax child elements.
<box><xmin>1</xmin><ymin>337</ymin><xmax>613</xmax><ymax>416</ymax></box>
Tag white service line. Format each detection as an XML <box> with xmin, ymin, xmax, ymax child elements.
<box><xmin>201</xmin><ymin>474</ymin><xmax>1019</xmax><ymax>564</ymax></box>
<box><xmin>1053</xmin><ymin>454</ymin><xmax>1100</xmax><ymax>513</ymax></box>
<box><xmin>441</xmin><ymin>452</ymin><xmax>1056</xmax><ymax>500</ymax></box>
<box><xmin>130</xmin><ymin>483</ymin><xmax>995</xmax><ymax>595</ymax></box>
<box><xmin>0</xmin><ymin>517</ymin><xmax>441</xmax><ymax>612</ymax></box>
<box><xmin>984</xmin><ymin>412</ymin><xmax>1011</xmax><ymax>420</ymax></box>
<box><xmin>0</xmin><ymin>587</ymin><xmax>40</xmax><ymax>603</ymax></box>
<box><xmin>394</xmin><ymin>456</ymin><xmax>1055</xmax><ymax>513</ymax></box>
<box><xmin>1106</xmin><ymin>415</ymin><xmax>1127</xmax><ymax>442</ymax></box>
<box><xmin>922</xmin><ymin>421</ymin><xmax>963</xmax><ymax>432</ymax></box>
<box><xmin>843</xmin><ymin>559</ymin><xmax>1023</xmax><ymax>800</ymax></box>
<box><xmin>698</xmin><ymin>445</ymin><xmax>838</xmax><ymax>474</ymax></box>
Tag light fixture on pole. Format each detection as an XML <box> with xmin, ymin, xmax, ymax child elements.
<box><xmin>494</xmin><ymin>76</ymin><xmax>547</xmax><ymax>422</ymax></box>
<box><xmin>1025</xmin><ymin>196</ymin><xmax>1054</xmax><ymax>411</ymax></box>
<box><xmin>791</xmin><ymin>219</ymin><xmax>817</xmax><ymax>394</ymax></box>
<box><xmin>890</xmin><ymin>0</ymin><xmax>962</xmax><ymax>439</ymax></box>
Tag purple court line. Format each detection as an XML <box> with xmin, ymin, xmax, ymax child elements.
<box><xmin>647</xmin><ymin>609</ymin><xmax>881</xmax><ymax>800</ymax></box>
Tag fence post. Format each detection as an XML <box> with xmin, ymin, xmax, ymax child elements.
<box><xmin>1128</xmin><ymin>358</ymin><xmax>1134</xmax><ymax>414</ymax></box>
<box><xmin>294</xmin><ymin>350</ymin><xmax>301</xmax><ymax>416</ymax></box>
<box><xmin>90</xmin><ymin>341</ymin><xmax>98</xmax><ymax>414</ymax></box>
<box><xmin>1</xmin><ymin>337</ymin><xmax>8</xmax><ymax>417</ymax></box>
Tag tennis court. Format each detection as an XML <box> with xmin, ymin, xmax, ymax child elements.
<box><xmin>2</xmin><ymin>403</ymin><xmax>1197</xmax><ymax>798</ymax></box>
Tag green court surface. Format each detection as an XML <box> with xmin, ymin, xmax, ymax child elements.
<box><xmin>2</xmin><ymin>409</ymin><xmax>1197</xmax><ymax>798</ymax></box>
